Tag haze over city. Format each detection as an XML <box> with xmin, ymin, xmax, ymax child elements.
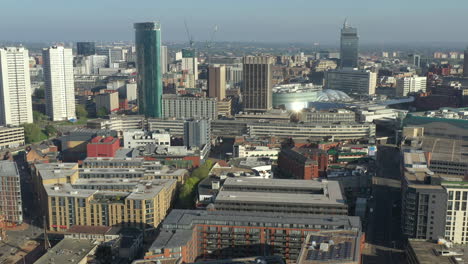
<box><xmin>2</xmin><ymin>0</ymin><xmax>468</xmax><ymax>44</ymax></box>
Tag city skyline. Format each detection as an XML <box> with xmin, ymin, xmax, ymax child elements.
<box><xmin>1</xmin><ymin>0</ymin><xmax>468</xmax><ymax>43</ymax></box>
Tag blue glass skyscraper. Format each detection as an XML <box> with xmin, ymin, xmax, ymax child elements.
<box><xmin>134</xmin><ymin>22</ymin><xmax>163</xmax><ymax>118</ymax></box>
<box><xmin>340</xmin><ymin>20</ymin><xmax>359</xmax><ymax>69</ymax></box>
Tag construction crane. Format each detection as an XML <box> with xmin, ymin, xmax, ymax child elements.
<box><xmin>206</xmin><ymin>25</ymin><xmax>218</xmax><ymax>49</ymax></box>
<box><xmin>184</xmin><ymin>20</ymin><xmax>194</xmax><ymax>48</ymax></box>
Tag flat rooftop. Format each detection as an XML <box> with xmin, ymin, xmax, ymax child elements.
<box><xmin>34</xmin><ymin>238</ymin><xmax>97</xmax><ymax>264</ymax></box>
<box><xmin>297</xmin><ymin>231</ymin><xmax>361</xmax><ymax>264</ymax></box>
<box><xmin>408</xmin><ymin>239</ymin><xmax>468</xmax><ymax>264</ymax></box>
<box><xmin>421</xmin><ymin>136</ymin><xmax>468</xmax><ymax>164</ymax></box>
<box><xmin>215</xmin><ymin>190</ymin><xmax>346</xmax><ymax>206</ymax></box>
<box><xmin>0</xmin><ymin>160</ymin><xmax>18</xmax><ymax>177</ymax></box>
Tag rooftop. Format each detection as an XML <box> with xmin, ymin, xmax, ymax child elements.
<box><xmin>421</xmin><ymin>137</ymin><xmax>468</xmax><ymax>164</ymax></box>
<box><xmin>0</xmin><ymin>160</ymin><xmax>19</xmax><ymax>177</ymax></box>
<box><xmin>34</xmin><ymin>238</ymin><xmax>97</xmax><ymax>264</ymax></box>
<box><xmin>407</xmin><ymin>239</ymin><xmax>468</xmax><ymax>264</ymax></box>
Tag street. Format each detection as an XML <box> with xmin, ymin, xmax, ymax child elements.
<box><xmin>362</xmin><ymin>146</ymin><xmax>406</xmax><ymax>264</ymax></box>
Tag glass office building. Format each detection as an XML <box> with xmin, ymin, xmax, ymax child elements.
<box><xmin>76</xmin><ymin>42</ymin><xmax>96</xmax><ymax>56</ymax></box>
<box><xmin>134</xmin><ymin>22</ymin><xmax>163</xmax><ymax>118</ymax></box>
<box><xmin>340</xmin><ymin>21</ymin><xmax>359</xmax><ymax>69</ymax></box>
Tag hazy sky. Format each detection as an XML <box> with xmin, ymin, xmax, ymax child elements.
<box><xmin>2</xmin><ymin>0</ymin><xmax>468</xmax><ymax>44</ymax></box>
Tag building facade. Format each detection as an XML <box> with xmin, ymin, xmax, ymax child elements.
<box><xmin>184</xmin><ymin>119</ymin><xmax>211</xmax><ymax>148</ymax></box>
<box><xmin>161</xmin><ymin>45</ymin><xmax>168</xmax><ymax>74</ymax></box>
<box><xmin>208</xmin><ymin>65</ymin><xmax>226</xmax><ymax>101</ymax></box>
<box><xmin>144</xmin><ymin>210</ymin><xmax>361</xmax><ymax>264</ymax></box>
<box><xmin>242</xmin><ymin>56</ymin><xmax>274</xmax><ymax>111</ymax></box>
<box><xmin>86</xmin><ymin>136</ymin><xmax>120</xmax><ymax>158</ymax></box>
<box><xmin>162</xmin><ymin>95</ymin><xmax>217</xmax><ymax>120</ymax></box>
<box><xmin>134</xmin><ymin>22</ymin><xmax>163</xmax><ymax>118</ymax></box>
<box><xmin>76</xmin><ymin>42</ymin><xmax>96</xmax><ymax>56</ymax></box>
<box><xmin>464</xmin><ymin>46</ymin><xmax>468</xmax><ymax>77</ymax></box>
<box><xmin>277</xmin><ymin>147</ymin><xmax>328</xmax><ymax>179</ymax></box>
<box><xmin>43</xmin><ymin>46</ymin><xmax>76</xmax><ymax>121</ymax></box>
<box><xmin>0</xmin><ymin>161</ymin><xmax>23</xmax><ymax>225</ymax></box>
<box><xmin>0</xmin><ymin>126</ymin><xmax>25</xmax><ymax>150</ymax></box>
<box><xmin>123</xmin><ymin>130</ymin><xmax>171</xmax><ymax>148</ymax></box>
<box><xmin>396</xmin><ymin>76</ymin><xmax>427</xmax><ymax>97</ymax></box>
<box><xmin>340</xmin><ymin>20</ymin><xmax>359</xmax><ymax>69</ymax></box>
<box><xmin>325</xmin><ymin>69</ymin><xmax>376</xmax><ymax>95</ymax></box>
<box><xmin>0</xmin><ymin>47</ymin><xmax>33</xmax><ymax>126</ymax></box>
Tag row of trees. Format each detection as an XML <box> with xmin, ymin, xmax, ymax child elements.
<box><xmin>176</xmin><ymin>160</ymin><xmax>214</xmax><ymax>209</ymax></box>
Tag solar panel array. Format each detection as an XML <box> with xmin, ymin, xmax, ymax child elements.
<box><xmin>306</xmin><ymin>237</ymin><xmax>353</xmax><ymax>261</ymax></box>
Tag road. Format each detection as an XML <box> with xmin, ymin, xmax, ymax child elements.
<box><xmin>362</xmin><ymin>146</ymin><xmax>406</xmax><ymax>264</ymax></box>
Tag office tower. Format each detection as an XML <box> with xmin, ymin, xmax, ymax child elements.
<box><xmin>76</xmin><ymin>42</ymin><xmax>95</xmax><ymax>56</ymax></box>
<box><xmin>181</xmin><ymin>48</ymin><xmax>198</xmax><ymax>80</ymax></box>
<box><xmin>184</xmin><ymin>119</ymin><xmax>211</xmax><ymax>148</ymax></box>
<box><xmin>464</xmin><ymin>46</ymin><xmax>468</xmax><ymax>77</ymax></box>
<box><xmin>0</xmin><ymin>47</ymin><xmax>33</xmax><ymax>126</ymax></box>
<box><xmin>242</xmin><ymin>56</ymin><xmax>274</xmax><ymax>111</ymax></box>
<box><xmin>409</xmin><ymin>54</ymin><xmax>421</xmax><ymax>68</ymax></box>
<box><xmin>225</xmin><ymin>63</ymin><xmax>243</xmax><ymax>88</ymax></box>
<box><xmin>134</xmin><ymin>22</ymin><xmax>163</xmax><ymax>118</ymax></box>
<box><xmin>340</xmin><ymin>19</ymin><xmax>359</xmax><ymax>68</ymax></box>
<box><xmin>396</xmin><ymin>76</ymin><xmax>427</xmax><ymax>97</ymax></box>
<box><xmin>207</xmin><ymin>64</ymin><xmax>226</xmax><ymax>100</ymax></box>
<box><xmin>161</xmin><ymin>45</ymin><xmax>168</xmax><ymax>74</ymax></box>
<box><xmin>0</xmin><ymin>161</ymin><xmax>23</xmax><ymax>224</ymax></box>
<box><xmin>325</xmin><ymin>68</ymin><xmax>377</xmax><ymax>95</ymax></box>
<box><xmin>42</xmin><ymin>46</ymin><xmax>76</xmax><ymax>121</ymax></box>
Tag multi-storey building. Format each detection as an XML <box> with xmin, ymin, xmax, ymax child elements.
<box><xmin>208</xmin><ymin>65</ymin><xmax>226</xmax><ymax>101</ymax></box>
<box><xmin>0</xmin><ymin>126</ymin><xmax>25</xmax><ymax>150</ymax></box>
<box><xmin>299</xmin><ymin>108</ymin><xmax>356</xmax><ymax>123</ymax></box>
<box><xmin>325</xmin><ymin>68</ymin><xmax>376</xmax><ymax>95</ymax></box>
<box><xmin>242</xmin><ymin>56</ymin><xmax>275</xmax><ymax>111</ymax></box>
<box><xmin>144</xmin><ymin>210</ymin><xmax>361</xmax><ymax>264</ymax></box>
<box><xmin>134</xmin><ymin>22</ymin><xmax>163</xmax><ymax>118</ymax></box>
<box><xmin>400</xmin><ymin>150</ymin><xmax>447</xmax><ymax>240</ymax></box>
<box><xmin>247</xmin><ymin>121</ymin><xmax>375</xmax><ymax>140</ymax></box>
<box><xmin>86</xmin><ymin>136</ymin><xmax>120</xmax><ymax>158</ymax></box>
<box><xmin>43</xmin><ymin>46</ymin><xmax>76</xmax><ymax>121</ymax></box>
<box><xmin>442</xmin><ymin>181</ymin><xmax>468</xmax><ymax>244</ymax></box>
<box><xmin>32</xmin><ymin>161</ymin><xmax>178</xmax><ymax>231</ymax></box>
<box><xmin>147</xmin><ymin>118</ymin><xmax>184</xmax><ymax>136</ymax></box>
<box><xmin>213</xmin><ymin>178</ymin><xmax>347</xmax><ymax>215</ymax></box>
<box><xmin>161</xmin><ymin>45</ymin><xmax>168</xmax><ymax>74</ymax></box>
<box><xmin>396</xmin><ymin>76</ymin><xmax>427</xmax><ymax>97</ymax></box>
<box><xmin>277</xmin><ymin>147</ymin><xmax>328</xmax><ymax>179</ymax></box>
<box><xmin>184</xmin><ymin>119</ymin><xmax>211</xmax><ymax>149</ymax></box>
<box><xmin>123</xmin><ymin>130</ymin><xmax>170</xmax><ymax>148</ymax></box>
<box><xmin>87</xmin><ymin>115</ymin><xmax>145</xmax><ymax>134</ymax></box>
<box><xmin>225</xmin><ymin>63</ymin><xmax>243</xmax><ymax>88</ymax></box>
<box><xmin>95</xmin><ymin>91</ymin><xmax>119</xmax><ymax>113</ymax></box>
<box><xmin>181</xmin><ymin>48</ymin><xmax>198</xmax><ymax>81</ymax></box>
<box><xmin>76</xmin><ymin>42</ymin><xmax>96</xmax><ymax>56</ymax></box>
<box><xmin>463</xmin><ymin>46</ymin><xmax>468</xmax><ymax>77</ymax></box>
<box><xmin>162</xmin><ymin>95</ymin><xmax>217</xmax><ymax>120</ymax></box>
<box><xmin>340</xmin><ymin>20</ymin><xmax>359</xmax><ymax>69</ymax></box>
<box><xmin>0</xmin><ymin>161</ymin><xmax>23</xmax><ymax>225</ymax></box>
<box><xmin>0</xmin><ymin>47</ymin><xmax>33</xmax><ymax>126</ymax></box>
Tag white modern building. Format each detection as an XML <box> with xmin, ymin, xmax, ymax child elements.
<box><xmin>325</xmin><ymin>68</ymin><xmax>377</xmax><ymax>95</ymax></box>
<box><xmin>123</xmin><ymin>129</ymin><xmax>171</xmax><ymax>148</ymax></box>
<box><xmin>161</xmin><ymin>45</ymin><xmax>168</xmax><ymax>74</ymax></box>
<box><xmin>181</xmin><ymin>49</ymin><xmax>198</xmax><ymax>80</ymax></box>
<box><xmin>43</xmin><ymin>46</ymin><xmax>76</xmax><ymax>121</ymax></box>
<box><xmin>0</xmin><ymin>47</ymin><xmax>33</xmax><ymax>126</ymax></box>
<box><xmin>396</xmin><ymin>76</ymin><xmax>427</xmax><ymax>97</ymax></box>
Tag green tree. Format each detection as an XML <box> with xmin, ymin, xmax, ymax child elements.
<box><xmin>21</xmin><ymin>123</ymin><xmax>47</xmax><ymax>144</ymax></box>
<box><xmin>96</xmin><ymin>106</ymin><xmax>108</xmax><ymax>118</ymax></box>
<box><xmin>176</xmin><ymin>160</ymin><xmax>214</xmax><ymax>209</ymax></box>
<box><xmin>34</xmin><ymin>87</ymin><xmax>45</xmax><ymax>99</ymax></box>
<box><xmin>33</xmin><ymin>111</ymin><xmax>47</xmax><ymax>123</ymax></box>
<box><xmin>75</xmin><ymin>104</ymin><xmax>88</xmax><ymax>119</ymax></box>
<box><xmin>44</xmin><ymin>125</ymin><xmax>57</xmax><ymax>137</ymax></box>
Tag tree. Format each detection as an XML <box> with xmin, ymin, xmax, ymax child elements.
<box><xmin>21</xmin><ymin>123</ymin><xmax>47</xmax><ymax>144</ymax></box>
<box><xmin>33</xmin><ymin>111</ymin><xmax>47</xmax><ymax>123</ymax></box>
<box><xmin>44</xmin><ymin>125</ymin><xmax>57</xmax><ymax>137</ymax></box>
<box><xmin>34</xmin><ymin>87</ymin><xmax>45</xmax><ymax>99</ymax></box>
<box><xmin>96</xmin><ymin>107</ymin><xmax>108</xmax><ymax>118</ymax></box>
<box><xmin>75</xmin><ymin>104</ymin><xmax>88</xmax><ymax>119</ymax></box>
<box><xmin>175</xmin><ymin>160</ymin><xmax>215</xmax><ymax>209</ymax></box>
<box><xmin>94</xmin><ymin>245</ymin><xmax>113</xmax><ymax>264</ymax></box>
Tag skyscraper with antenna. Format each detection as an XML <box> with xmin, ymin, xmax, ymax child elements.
<box><xmin>340</xmin><ymin>19</ymin><xmax>359</xmax><ymax>69</ymax></box>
